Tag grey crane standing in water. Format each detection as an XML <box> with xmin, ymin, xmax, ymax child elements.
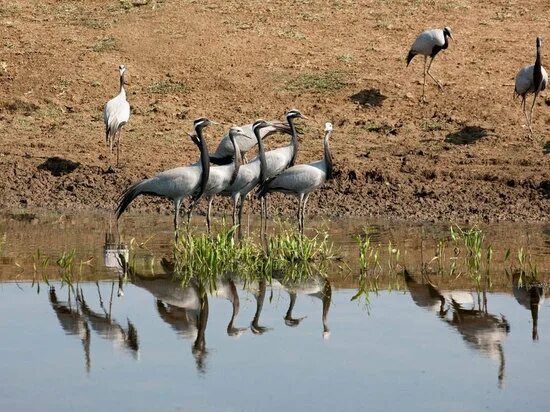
<box><xmin>407</xmin><ymin>27</ymin><xmax>453</xmax><ymax>101</ymax></box>
<box><xmin>103</xmin><ymin>64</ymin><xmax>131</xmax><ymax>169</ymax></box>
<box><xmin>218</xmin><ymin>120</ymin><xmax>280</xmax><ymax>237</ymax></box>
<box><xmin>115</xmin><ymin>117</ymin><xmax>214</xmax><ymax>239</ymax></box>
<box><xmin>199</xmin><ymin>127</ymin><xmax>244</xmax><ymax>233</ymax></box>
<box><xmin>258</xmin><ymin>122</ymin><xmax>334</xmax><ymax>234</ymax></box>
<box><xmin>253</xmin><ymin>110</ymin><xmax>307</xmax><ymax>231</ymax></box>
<box><xmin>209</xmin><ymin>121</ymin><xmax>291</xmax><ymax>165</ymax></box>
<box><xmin>514</xmin><ymin>36</ymin><xmax>548</xmax><ymax>136</ymax></box>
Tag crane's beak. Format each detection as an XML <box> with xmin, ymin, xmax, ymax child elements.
<box><xmin>300</xmin><ymin>114</ymin><xmax>309</xmax><ymax>120</ymax></box>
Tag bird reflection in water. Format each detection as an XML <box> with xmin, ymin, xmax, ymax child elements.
<box><xmin>49</xmin><ymin>286</ymin><xmax>91</xmax><ymax>373</ymax></box>
<box><xmin>512</xmin><ymin>271</ymin><xmax>545</xmax><ymax>340</ymax></box>
<box><xmin>404</xmin><ymin>270</ymin><xmax>510</xmax><ymax>388</ymax></box>
<box><xmin>278</xmin><ymin>273</ymin><xmax>332</xmax><ymax>339</ymax></box>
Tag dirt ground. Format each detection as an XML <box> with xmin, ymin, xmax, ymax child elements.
<box><xmin>1</xmin><ymin>0</ymin><xmax>550</xmax><ymax>223</ymax></box>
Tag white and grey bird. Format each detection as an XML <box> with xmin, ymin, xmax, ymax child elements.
<box><xmin>103</xmin><ymin>64</ymin><xmax>131</xmax><ymax>168</ymax></box>
<box><xmin>514</xmin><ymin>36</ymin><xmax>548</xmax><ymax>136</ymax></box>
<box><xmin>199</xmin><ymin>127</ymin><xmax>243</xmax><ymax>233</ymax></box>
<box><xmin>407</xmin><ymin>27</ymin><xmax>453</xmax><ymax>101</ymax></box>
<box><xmin>209</xmin><ymin>121</ymin><xmax>291</xmax><ymax>165</ymax></box>
<box><xmin>258</xmin><ymin>122</ymin><xmax>334</xmax><ymax>234</ymax></box>
<box><xmin>115</xmin><ymin>118</ymin><xmax>214</xmax><ymax>238</ymax></box>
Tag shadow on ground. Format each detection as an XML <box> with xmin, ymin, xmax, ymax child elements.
<box><xmin>38</xmin><ymin>157</ymin><xmax>80</xmax><ymax>176</ymax></box>
<box><xmin>350</xmin><ymin>89</ymin><xmax>387</xmax><ymax>107</ymax></box>
<box><xmin>445</xmin><ymin>126</ymin><xmax>488</xmax><ymax>145</ymax></box>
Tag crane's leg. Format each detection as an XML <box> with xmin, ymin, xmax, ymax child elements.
<box><xmin>422</xmin><ymin>56</ymin><xmax>427</xmax><ymax>102</ymax></box>
<box><xmin>427</xmin><ymin>57</ymin><xmax>443</xmax><ymax>90</ymax></box>
<box><xmin>297</xmin><ymin>194</ymin><xmax>304</xmax><ymax>235</ymax></box>
<box><xmin>260</xmin><ymin>196</ymin><xmax>266</xmax><ymax>235</ymax></box>
<box><xmin>174</xmin><ymin>199</ymin><xmax>181</xmax><ymax>242</ymax></box>
<box><xmin>116</xmin><ymin>130</ymin><xmax>121</xmax><ymax>167</ymax></box>
<box><xmin>302</xmin><ymin>193</ymin><xmax>310</xmax><ymax>234</ymax></box>
<box><xmin>528</xmin><ymin>92</ymin><xmax>538</xmax><ymax>136</ymax></box>
<box><xmin>232</xmin><ymin>194</ymin><xmax>239</xmax><ymax>228</ymax></box>
<box><xmin>206</xmin><ymin>196</ymin><xmax>213</xmax><ymax>234</ymax></box>
<box><xmin>238</xmin><ymin>195</ymin><xmax>246</xmax><ymax>239</ymax></box>
<box><xmin>521</xmin><ymin>96</ymin><xmax>529</xmax><ymax>129</ymax></box>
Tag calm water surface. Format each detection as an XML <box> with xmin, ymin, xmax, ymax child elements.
<box><xmin>1</xmin><ymin>212</ymin><xmax>549</xmax><ymax>411</ymax></box>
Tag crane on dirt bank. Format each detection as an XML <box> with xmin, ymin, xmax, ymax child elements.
<box><xmin>104</xmin><ymin>64</ymin><xmax>130</xmax><ymax>170</ymax></box>
<box><xmin>514</xmin><ymin>36</ymin><xmax>548</xmax><ymax>137</ymax></box>
<box><xmin>406</xmin><ymin>27</ymin><xmax>454</xmax><ymax>102</ymax></box>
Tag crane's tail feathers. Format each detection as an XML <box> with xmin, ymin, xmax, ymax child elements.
<box><xmin>268</xmin><ymin>121</ymin><xmax>293</xmax><ymax>136</ymax></box>
<box><xmin>115</xmin><ymin>180</ymin><xmax>147</xmax><ymax>219</ymax></box>
<box><xmin>406</xmin><ymin>50</ymin><xmax>416</xmax><ymax>67</ymax></box>
<box><xmin>256</xmin><ymin>176</ymin><xmax>277</xmax><ymax>198</ymax></box>
<box><xmin>209</xmin><ymin>155</ymin><xmax>233</xmax><ymax>165</ymax></box>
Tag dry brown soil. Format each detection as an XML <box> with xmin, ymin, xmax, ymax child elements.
<box><xmin>1</xmin><ymin>0</ymin><xmax>550</xmax><ymax>223</ymax></box>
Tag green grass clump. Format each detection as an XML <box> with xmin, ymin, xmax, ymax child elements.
<box><xmin>146</xmin><ymin>80</ymin><xmax>188</xmax><ymax>94</ymax></box>
<box><xmin>172</xmin><ymin>224</ymin><xmax>335</xmax><ymax>290</ymax></box>
<box><xmin>286</xmin><ymin>71</ymin><xmax>347</xmax><ymax>93</ymax></box>
<box><xmin>421</xmin><ymin>120</ymin><xmax>444</xmax><ymax>132</ymax></box>
<box><xmin>92</xmin><ymin>36</ymin><xmax>118</xmax><ymax>52</ymax></box>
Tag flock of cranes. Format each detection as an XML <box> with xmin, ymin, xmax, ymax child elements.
<box><xmin>103</xmin><ymin>28</ymin><xmax>547</xmax><ymax>237</ymax></box>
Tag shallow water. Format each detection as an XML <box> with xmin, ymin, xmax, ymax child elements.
<box><xmin>1</xmin><ymin>211</ymin><xmax>550</xmax><ymax>411</ymax></box>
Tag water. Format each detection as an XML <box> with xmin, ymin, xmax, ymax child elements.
<box><xmin>1</xmin><ymin>211</ymin><xmax>550</xmax><ymax>411</ymax></box>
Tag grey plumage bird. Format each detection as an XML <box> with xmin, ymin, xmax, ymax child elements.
<box><xmin>407</xmin><ymin>27</ymin><xmax>453</xmax><ymax>101</ymax></box>
<box><xmin>514</xmin><ymin>36</ymin><xmax>548</xmax><ymax>136</ymax></box>
<box><xmin>115</xmin><ymin>118</ymin><xmax>214</xmax><ymax>238</ymax></box>
<box><xmin>218</xmin><ymin>120</ymin><xmax>278</xmax><ymax>235</ymax></box>
<box><xmin>253</xmin><ymin>109</ymin><xmax>306</xmax><ymax>231</ymax></box>
<box><xmin>209</xmin><ymin>121</ymin><xmax>291</xmax><ymax>165</ymax></box>
<box><xmin>258</xmin><ymin>122</ymin><xmax>334</xmax><ymax>234</ymax></box>
<box><xmin>200</xmin><ymin>127</ymin><xmax>243</xmax><ymax>233</ymax></box>
<box><xmin>103</xmin><ymin>64</ymin><xmax>131</xmax><ymax>168</ymax></box>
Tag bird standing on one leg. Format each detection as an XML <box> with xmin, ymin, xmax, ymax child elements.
<box><xmin>407</xmin><ymin>27</ymin><xmax>453</xmax><ymax>102</ymax></box>
<box><xmin>514</xmin><ymin>36</ymin><xmax>548</xmax><ymax>137</ymax></box>
<box><xmin>257</xmin><ymin>122</ymin><xmax>334</xmax><ymax>235</ymax></box>
<box><xmin>104</xmin><ymin>65</ymin><xmax>130</xmax><ymax>169</ymax></box>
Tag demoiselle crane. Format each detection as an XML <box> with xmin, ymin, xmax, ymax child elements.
<box><xmin>115</xmin><ymin>117</ymin><xmax>214</xmax><ymax>238</ymax></box>
<box><xmin>258</xmin><ymin>122</ymin><xmax>334</xmax><ymax>234</ymax></box>
<box><xmin>253</xmin><ymin>109</ymin><xmax>306</xmax><ymax>230</ymax></box>
<box><xmin>407</xmin><ymin>27</ymin><xmax>453</xmax><ymax>101</ymax></box>
<box><xmin>103</xmin><ymin>64</ymin><xmax>131</xmax><ymax>168</ymax></box>
<box><xmin>200</xmin><ymin>127</ymin><xmax>244</xmax><ymax>233</ymax></box>
<box><xmin>514</xmin><ymin>36</ymin><xmax>547</xmax><ymax>136</ymax></box>
<box><xmin>209</xmin><ymin>121</ymin><xmax>291</xmax><ymax>165</ymax></box>
<box><xmin>218</xmin><ymin>120</ymin><xmax>280</xmax><ymax>236</ymax></box>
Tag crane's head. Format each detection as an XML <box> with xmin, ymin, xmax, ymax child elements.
<box><xmin>193</xmin><ymin>117</ymin><xmax>217</xmax><ymax>131</ymax></box>
<box><xmin>118</xmin><ymin>65</ymin><xmax>126</xmax><ymax>75</ymax></box>
<box><xmin>537</xmin><ymin>36</ymin><xmax>543</xmax><ymax>48</ymax></box>
<box><xmin>252</xmin><ymin>119</ymin><xmax>270</xmax><ymax>134</ymax></box>
<box><xmin>228</xmin><ymin>126</ymin><xmax>246</xmax><ymax>141</ymax></box>
<box><xmin>286</xmin><ymin>108</ymin><xmax>307</xmax><ymax>121</ymax></box>
<box><xmin>443</xmin><ymin>27</ymin><xmax>453</xmax><ymax>40</ymax></box>
<box><xmin>324</xmin><ymin>122</ymin><xmax>333</xmax><ymax>133</ymax></box>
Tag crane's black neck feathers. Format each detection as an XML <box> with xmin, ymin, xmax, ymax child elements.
<box><xmin>195</xmin><ymin>124</ymin><xmax>210</xmax><ymax>201</ymax></box>
<box><xmin>287</xmin><ymin>115</ymin><xmax>299</xmax><ymax>167</ymax></box>
<box><xmin>534</xmin><ymin>40</ymin><xmax>543</xmax><ymax>92</ymax></box>
<box><xmin>324</xmin><ymin>130</ymin><xmax>334</xmax><ymax>180</ymax></box>
<box><xmin>229</xmin><ymin>135</ymin><xmax>241</xmax><ymax>186</ymax></box>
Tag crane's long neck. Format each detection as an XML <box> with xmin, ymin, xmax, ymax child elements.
<box><xmin>229</xmin><ymin>137</ymin><xmax>241</xmax><ymax>186</ymax></box>
<box><xmin>119</xmin><ymin>72</ymin><xmax>126</xmax><ymax>96</ymax></box>
<box><xmin>255</xmin><ymin>128</ymin><xmax>268</xmax><ymax>183</ymax></box>
<box><xmin>196</xmin><ymin>127</ymin><xmax>210</xmax><ymax>198</ymax></box>
<box><xmin>442</xmin><ymin>31</ymin><xmax>450</xmax><ymax>50</ymax></box>
<box><xmin>288</xmin><ymin>117</ymin><xmax>299</xmax><ymax>167</ymax></box>
<box><xmin>323</xmin><ymin>130</ymin><xmax>334</xmax><ymax>180</ymax></box>
<box><xmin>322</xmin><ymin>279</ymin><xmax>332</xmax><ymax>334</ymax></box>
<box><xmin>534</xmin><ymin>42</ymin><xmax>543</xmax><ymax>89</ymax></box>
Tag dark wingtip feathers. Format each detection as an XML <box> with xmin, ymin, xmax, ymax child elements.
<box><xmin>209</xmin><ymin>155</ymin><xmax>233</xmax><ymax>165</ymax></box>
<box><xmin>406</xmin><ymin>50</ymin><xmax>415</xmax><ymax>67</ymax></box>
<box><xmin>115</xmin><ymin>181</ymin><xmax>142</xmax><ymax>220</ymax></box>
